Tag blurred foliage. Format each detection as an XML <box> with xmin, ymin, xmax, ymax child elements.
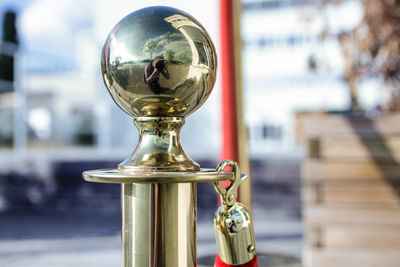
<box><xmin>75</xmin><ymin>115</ymin><xmax>95</xmax><ymax>146</ymax></box>
<box><xmin>0</xmin><ymin>54</ymin><xmax>14</xmax><ymax>82</ymax></box>
<box><xmin>2</xmin><ymin>11</ymin><xmax>18</xmax><ymax>43</ymax></box>
<box><xmin>309</xmin><ymin>0</ymin><xmax>400</xmax><ymax>112</ymax></box>
<box><xmin>339</xmin><ymin>0</ymin><xmax>400</xmax><ymax>111</ymax></box>
<box><xmin>0</xmin><ymin>11</ymin><xmax>18</xmax><ymax>83</ymax></box>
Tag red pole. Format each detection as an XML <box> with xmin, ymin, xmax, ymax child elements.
<box><xmin>220</xmin><ymin>0</ymin><xmax>252</xmax><ymax>208</ymax></box>
<box><xmin>217</xmin><ymin>1</ymin><xmax>259</xmax><ymax>267</ymax></box>
<box><xmin>220</xmin><ymin>0</ymin><xmax>239</xmax><ymax>176</ymax></box>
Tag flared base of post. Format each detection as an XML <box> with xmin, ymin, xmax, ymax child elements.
<box><xmin>122</xmin><ymin>183</ymin><xmax>197</xmax><ymax>267</ymax></box>
<box><xmin>119</xmin><ymin>117</ymin><xmax>200</xmax><ymax>172</ymax></box>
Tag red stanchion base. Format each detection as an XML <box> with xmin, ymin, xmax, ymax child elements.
<box><xmin>214</xmin><ymin>254</ymin><xmax>259</xmax><ymax>267</ymax></box>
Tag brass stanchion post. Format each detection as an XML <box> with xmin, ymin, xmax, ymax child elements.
<box><xmin>82</xmin><ymin>6</ymin><xmax>257</xmax><ymax>267</ymax></box>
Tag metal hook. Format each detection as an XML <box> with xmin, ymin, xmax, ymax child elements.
<box><xmin>214</xmin><ymin>160</ymin><xmax>247</xmax><ymax>208</ymax></box>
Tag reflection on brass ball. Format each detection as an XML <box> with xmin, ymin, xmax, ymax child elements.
<box><xmin>101</xmin><ymin>6</ymin><xmax>217</xmax><ymax>117</ymax></box>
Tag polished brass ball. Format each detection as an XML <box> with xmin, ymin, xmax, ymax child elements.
<box><xmin>101</xmin><ymin>6</ymin><xmax>217</xmax><ymax>117</ymax></box>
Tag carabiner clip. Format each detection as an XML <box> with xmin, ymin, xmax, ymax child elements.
<box><xmin>214</xmin><ymin>160</ymin><xmax>247</xmax><ymax>208</ymax></box>
<box><xmin>213</xmin><ymin>160</ymin><xmax>257</xmax><ymax>265</ymax></box>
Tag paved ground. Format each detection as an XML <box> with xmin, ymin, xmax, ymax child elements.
<box><xmin>0</xmin><ymin>157</ymin><xmax>302</xmax><ymax>266</ymax></box>
<box><xmin>0</xmin><ymin>211</ymin><xmax>302</xmax><ymax>267</ymax></box>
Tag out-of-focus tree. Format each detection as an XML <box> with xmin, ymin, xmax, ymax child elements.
<box><xmin>338</xmin><ymin>0</ymin><xmax>400</xmax><ymax>112</ymax></box>
<box><xmin>143</xmin><ymin>38</ymin><xmax>163</xmax><ymax>60</ymax></box>
<box><xmin>307</xmin><ymin>0</ymin><xmax>400</xmax><ymax>112</ymax></box>
<box><xmin>164</xmin><ymin>49</ymin><xmax>175</xmax><ymax>63</ymax></box>
<box><xmin>0</xmin><ymin>11</ymin><xmax>19</xmax><ymax>86</ymax></box>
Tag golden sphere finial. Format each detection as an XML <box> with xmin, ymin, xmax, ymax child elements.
<box><xmin>101</xmin><ymin>6</ymin><xmax>217</xmax><ymax>118</ymax></box>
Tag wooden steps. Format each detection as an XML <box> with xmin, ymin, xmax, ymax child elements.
<box><xmin>298</xmin><ymin>112</ymin><xmax>400</xmax><ymax>267</ymax></box>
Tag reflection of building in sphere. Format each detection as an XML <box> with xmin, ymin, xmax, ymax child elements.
<box><xmin>164</xmin><ymin>14</ymin><xmax>214</xmax><ymax>68</ymax></box>
<box><xmin>164</xmin><ymin>14</ymin><xmax>216</xmax><ymax>102</ymax></box>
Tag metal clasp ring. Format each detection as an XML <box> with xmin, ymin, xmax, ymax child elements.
<box><xmin>214</xmin><ymin>160</ymin><xmax>247</xmax><ymax>208</ymax></box>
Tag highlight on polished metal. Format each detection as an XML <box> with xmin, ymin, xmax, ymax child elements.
<box><xmin>83</xmin><ymin>168</ymin><xmax>235</xmax><ymax>184</ymax></box>
<box><xmin>101</xmin><ymin>6</ymin><xmax>217</xmax><ymax>118</ymax></box>
<box><xmin>120</xmin><ymin>116</ymin><xmax>199</xmax><ymax>171</ymax></box>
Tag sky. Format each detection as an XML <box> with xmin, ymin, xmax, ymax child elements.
<box><xmin>0</xmin><ymin>0</ymin><xmax>220</xmax><ymax>72</ymax></box>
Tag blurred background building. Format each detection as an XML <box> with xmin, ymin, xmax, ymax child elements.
<box><xmin>0</xmin><ymin>0</ymin><xmax>372</xmax><ymax>156</ymax></box>
<box><xmin>1</xmin><ymin>0</ymin><xmax>399</xmax><ymax>266</ymax></box>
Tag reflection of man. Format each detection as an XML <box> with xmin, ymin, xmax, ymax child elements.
<box><xmin>144</xmin><ymin>59</ymin><xmax>170</xmax><ymax>94</ymax></box>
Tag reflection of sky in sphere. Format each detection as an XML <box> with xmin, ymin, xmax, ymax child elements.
<box><xmin>110</xmin><ymin>7</ymin><xmax>191</xmax><ymax>62</ymax></box>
